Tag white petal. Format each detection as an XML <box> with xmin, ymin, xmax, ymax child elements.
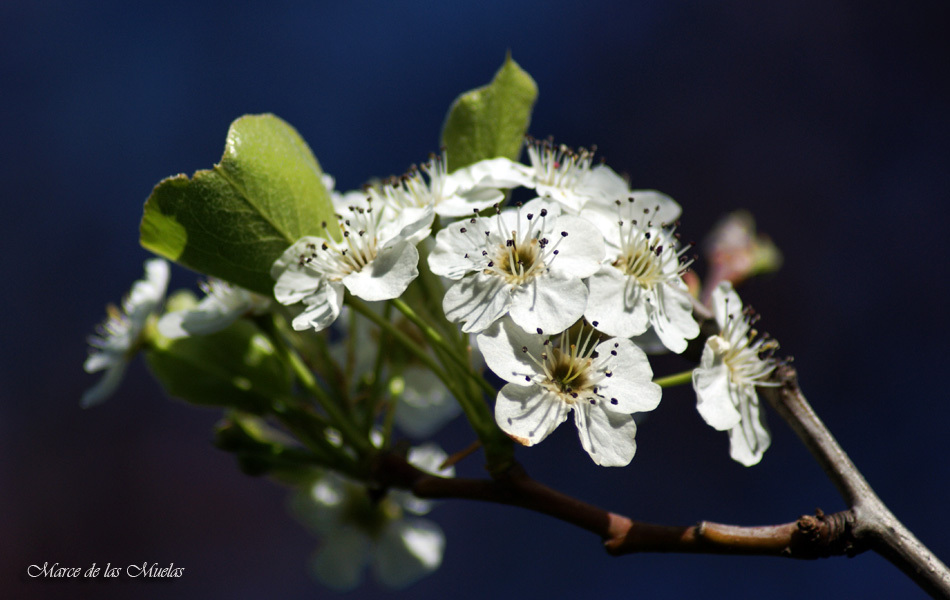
<box><xmin>583</xmin><ymin>165</ymin><xmax>630</xmax><ymax>200</ymax></box>
<box><xmin>459</xmin><ymin>157</ymin><xmax>535</xmax><ymax>189</ymax></box>
<box><xmin>271</xmin><ymin>236</ymin><xmax>323</xmax><ymax>280</ymax></box>
<box><xmin>476</xmin><ymin>318</ymin><xmax>545</xmax><ymax>385</ymax></box>
<box><xmin>728</xmin><ymin>388</ymin><xmax>771</xmax><ymax>466</ymax></box>
<box><xmin>373</xmin><ymin>518</ymin><xmax>445</xmax><ymax>589</ymax></box>
<box><xmin>593</xmin><ymin>338</ymin><xmax>662</xmax><ymax>413</ymax></box>
<box><xmin>545</xmin><ymin>215</ymin><xmax>605</xmax><ymax>278</ymax></box>
<box><xmin>574</xmin><ymin>403</ymin><xmax>638</xmax><ymax>467</ymax></box>
<box><xmin>310</xmin><ymin>525</ymin><xmax>371</xmax><ymax>591</ymax></box>
<box><xmin>692</xmin><ymin>339</ymin><xmax>742</xmax><ymax>430</ymax></box>
<box><xmin>291</xmin><ymin>283</ymin><xmax>344</xmax><ymax>332</ymax></box>
<box><xmin>712</xmin><ymin>281</ymin><xmax>743</xmax><ymax>329</ymax></box>
<box><xmin>343</xmin><ymin>242</ymin><xmax>418</xmax><ymax>301</ymax></box>
<box><xmin>434</xmin><ymin>187</ymin><xmax>504</xmax><ymax>217</ymax></box>
<box><xmin>428</xmin><ymin>224</ymin><xmax>485</xmax><ymax>279</ymax></box>
<box><xmin>378</xmin><ymin>206</ymin><xmax>434</xmax><ymax>246</ymax></box>
<box><xmin>274</xmin><ymin>265</ymin><xmax>324</xmax><ymax>305</ymax></box>
<box><xmin>585</xmin><ymin>267</ymin><xmax>650</xmax><ymax>338</ymax></box>
<box><xmin>80</xmin><ymin>360</ymin><xmax>128</xmax><ymax>408</ymax></box>
<box><xmin>394</xmin><ymin>367</ymin><xmax>461</xmax><ymax>438</ymax></box>
<box><xmin>508</xmin><ymin>274</ymin><xmax>587</xmax><ymax>334</ymax></box>
<box><xmin>443</xmin><ymin>273</ymin><xmax>511</xmax><ymax>333</ymax></box>
<box><xmin>649</xmin><ymin>283</ymin><xmax>700</xmax><ymax>354</ymax></box>
<box><xmin>407</xmin><ymin>442</ymin><xmax>455</xmax><ymax>479</ymax></box>
<box><xmin>494</xmin><ymin>383</ymin><xmax>569</xmax><ymax>446</ymax></box>
<box><xmin>629</xmin><ymin>190</ymin><xmax>682</xmax><ymax>225</ymax></box>
<box><xmin>83</xmin><ymin>350</ymin><xmax>119</xmax><ymax>374</ymax></box>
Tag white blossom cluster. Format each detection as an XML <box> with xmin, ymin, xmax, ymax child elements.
<box><xmin>267</xmin><ymin>140</ymin><xmax>778</xmax><ymax>468</ymax></box>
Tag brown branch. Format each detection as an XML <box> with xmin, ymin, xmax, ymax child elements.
<box><xmin>760</xmin><ymin>364</ymin><xmax>950</xmax><ymax>598</ymax></box>
<box><xmin>372</xmin><ymin>453</ymin><xmax>864</xmax><ymax>561</ymax></box>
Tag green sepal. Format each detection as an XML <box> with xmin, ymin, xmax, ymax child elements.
<box><xmin>140</xmin><ymin>114</ymin><xmax>339</xmax><ymax>296</ymax></box>
<box><xmin>144</xmin><ymin>318</ymin><xmax>293</xmax><ymax>414</ymax></box>
<box><xmin>441</xmin><ymin>53</ymin><xmax>538</xmax><ymax>172</ymax></box>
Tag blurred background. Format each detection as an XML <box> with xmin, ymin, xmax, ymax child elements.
<box><xmin>3</xmin><ymin>1</ymin><xmax>949</xmax><ymax>598</ymax></box>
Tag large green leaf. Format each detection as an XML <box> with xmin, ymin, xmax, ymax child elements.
<box><xmin>441</xmin><ymin>54</ymin><xmax>538</xmax><ymax>172</ymax></box>
<box><xmin>145</xmin><ymin>319</ymin><xmax>292</xmax><ymax>414</ymax></box>
<box><xmin>140</xmin><ymin>114</ymin><xmax>339</xmax><ymax>296</ymax></box>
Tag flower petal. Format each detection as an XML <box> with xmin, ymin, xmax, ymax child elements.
<box><xmin>80</xmin><ymin>360</ymin><xmax>128</xmax><ymax>408</ymax></box>
<box><xmin>574</xmin><ymin>403</ymin><xmax>638</xmax><ymax>467</ymax></box>
<box><xmin>508</xmin><ymin>274</ymin><xmax>587</xmax><ymax>334</ymax></box>
<box><xmin>310</xmin><ymin>525</ymin><xmax>371</xmax><ymax>591</ymax></box>
<box><xmin>728</xmin><ymin>388</ymin><xmax>771</xmax><ymax>466</ymax></box>
<box><xmin>274</xmin><ymin>265</ymin><xmax>324</xmax><ymax>305</ymax></box>
<box><xmin>593</xmin><ymin>338</ymin><xmax>662</xmax><ymax>413</ymax></box>
<box><xmin>476</xmin><ymin>318</ymin><xmax>545</xmax><ymax>385</ymax></box>
<box><xmin>443</xmin><ymin>273</ymin><xmax>512</xmax><ymax>333</ymax></box>
<box><xmin>494</xmin><ymin>383</ymin><xmax>569</xmax><ymax>446</ymax></box>
<box><xmin>343</xmin><ymin>241</ymin><xmax>419</xmax><ymax>301</ymax></box>
<box><xmin>585</xmin><ymin>266</ymin><xmax>650</xmax><ymax>338</ymax></box>
<box><xmin>290</xmin><ymin>282</ymin><xmax>344</xmax><ymax>332</ymax></box>
<box><xmin>649</xmin><ymin>282</ymin><xmax>700</xmax><ymax>354</ymax></box>
<box><xmin>373</xmin><ymin>518</ymin><xmax>445</xmax><ymax>589</ymax></box>
<box><xmin>545</xmin><ymin>215</ymin><xmax>605</xmax><ymax>278</ymax></box>
<box><xmin>692</xmin><ymin>338</ymin><xmax>742</xmax><ymax>430</ymax></box>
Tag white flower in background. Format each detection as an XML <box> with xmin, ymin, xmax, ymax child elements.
<box><xmin>692</xmin><ymin>282</ymin><xmax>778</xmax><ymax>466</ymax></box>
<box><xmin>428</xmin><ymin>198</ymin><xmax>604</xmax><ymax>334</ymax></box>
<box><xmin>371</xmin><ymin>152</ymin><xmax>515</xmax><ymax>218</ymax></box>
<box><xmin>325</xmin><ymin>308</ymin><xmax>462</xmax><ymax>438</ymax></box>
<box><xmin>583</xmin><ymin>198</ymin><xmax>699</xmax><ymax>353</ymax></box>
<box><xmin>271</xmin><ymin>202</ymin><xmax>433</xmax><ymax>332</ymax></box>
<box><xmin>291</xmin><ymin>444</ymin><xmax>454</xmax><ymax>590</ymax></box>
<box><xmin>157</xmin><ymin>278</ymin><xmax>269</xmax><ymax>338</ymax></box>
<box><xmin>471</xmin><ymin>138</ymin><xmax>632</xmax><ymax>214</ymax></box>
<box><xmin>82</xmin><ymin>259</ymin><xmax>169</xmax><ymax>408</ymax></box>
<box><xmin>392</xmin><ymin>366</ymin><xmax>462</xmax><ymax>438</ymax></box>
<box><xmin>477</xmin><ymin>318</ymin><xmax>661</xmax><ymax>467</ymax></box>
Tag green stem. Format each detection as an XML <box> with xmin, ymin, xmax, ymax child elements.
<box><xmin>347</xmin><ymin>298</ymin><xmax>454</xmax><ymax>390</ymax></box>
<box><xmin>257</xmin><ymin>315</ymin><xmax>372</xmax><ymax>455</ymax></box>
<box><xmin>654</xmin><ymin>370</ymin><xmax>694</xmax><ymax>388</ymax></box>
<box><xmin>348</xmin><ymin>297</ymin><xmax>506</xmax><ymax>458</ymax></box>
<box><xmin>391</xmin><ymin>297</ymin><xmax>496</xmax><ymax>397</ymax></box>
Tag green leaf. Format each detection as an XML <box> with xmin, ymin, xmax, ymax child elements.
<box><xmin>145</xmin><ymin>319</ymin><xmax>293</xmax><ymax>414</ymax></box>
<box><xmin>441</xmin><ymin>53</ymin><xmax>538</xmax><ymax>172</ymax></box>
<box><xmin>140</xmin><ymin>114</ymin><xmax>339</xmax><ymax>296</ymax></box>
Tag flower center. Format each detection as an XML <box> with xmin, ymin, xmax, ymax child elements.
<box><xmin>611</xmin><ymin>217</ymin><xmax>692</xmax><ymax>289</ymax></box>
<box><xmin>719</xmin><ymin>303</ymin><xmax>779</xmax><ymax>386</ymax></box>
<box><xmin>522</xmin><ymin>325</ymin><xmax>608</xmax><ymax>405</ymax></box>
<box><xmin>298</xmin><ymin>206</ymin><xmax>380</xmax><ymax>279</ymax></box>
<box><xmin>526</xmin><ymin>137</ymin><xmax>595</xmax><ymax>190</ymax></box>
<box><xmin>491</xmin><ymin>235</ymin><xmax>544</xmax><ymax>285</ymax></box>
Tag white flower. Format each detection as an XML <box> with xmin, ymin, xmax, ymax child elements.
<box><xmin>583</xmin><ymin>199</ymin><xmax>699</xmax><ymax>353</ymax></box>
<box><xmin>392</xmin><ymin>367</ymin><xmax>462</xmax><ymax>438</ymax></box>
<box><xmin>692</xmin><ymin>282</ymin><xmax>778</xmax><ymax>466</ymax></box>
<box><xmin>82</xmin><ymin>259</ymin><xmax>169</xmax><ymax>407</ymax></box>
<box><xmin>370</xmin><ymin>153</ymin><xmax>514</xmax><ymax>218</ymax></box>
<box><xmin>428</xmin><ymin>198</ymin><xmax>604</xmax><ymax>334</ymax></box>
<box><xmin>271</xmin><ymin>202</ymin><xmax>433</xmax><ymax>332</ymax></box>
<box><xmin>157</xmin><ymin>278</ymin><xmax>269</xmax><ymax>338</ymax></box>
<box><xmin>477</xmin><ymin>318</ymin><xmax>661</xmax><ymax>467</ymax></box>
<box><xmin>291</xmin><ymin>444</ymin><xmax>454</xmax><ymax>590</ymax></box>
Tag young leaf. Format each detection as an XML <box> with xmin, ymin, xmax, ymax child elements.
<box><xmin>140</xmin><ymin>114</ymin><xmax>339</xmax><ymax>296</ymax></box>
<box><xmin>441</xmin><ymin>54</ymin><xmax>538</xmax><ymax>172</ymax></box>
<box><xmin>145</xmin><ymin>319</ymin><xmax>293</xmax><ymax>414</ymax></box>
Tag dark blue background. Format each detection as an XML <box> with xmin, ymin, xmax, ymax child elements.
<box><xmin>3</xmin><ymin>1</ymin><xmax>949</xmax><ymax>598</ymax></box>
